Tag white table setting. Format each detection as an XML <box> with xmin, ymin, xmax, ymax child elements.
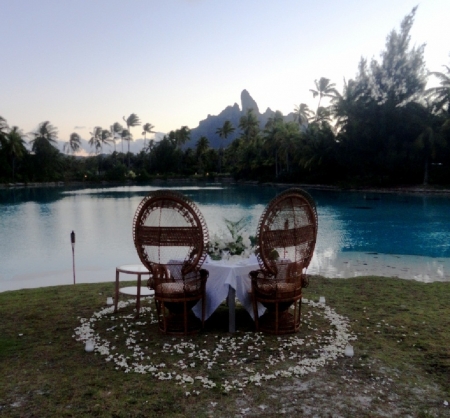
<box><xmin>192</xmin><ymin>254</ymin><xmax>266</xmax><ymax>332</ymax></box>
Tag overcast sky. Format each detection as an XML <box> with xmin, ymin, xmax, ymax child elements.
<box><xmin>1</xmin><ymin>0</ymin><xmax>449</xmax><ymax>152</ymax></box>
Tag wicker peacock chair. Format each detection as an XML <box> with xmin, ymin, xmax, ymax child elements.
<box><xmin>133</xmin><ymin>190</ymin><xmax>209</xmax><ymax>335</ymax></box>
<box><xmin>249</xmin><ymin>188</ymin><xmax>318</xmax><ymax>334</ymax></box>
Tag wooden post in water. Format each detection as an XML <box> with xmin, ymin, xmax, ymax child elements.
<box><xmin>71</xmin><ymin>231</ymin><xmax>76</xmax><ymax>285</ymax></box>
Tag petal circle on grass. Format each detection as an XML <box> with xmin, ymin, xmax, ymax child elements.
<box><xmin>73</xmin><ymin>298</ymin><xmax>356</xmax><ymax>393</ymax></box>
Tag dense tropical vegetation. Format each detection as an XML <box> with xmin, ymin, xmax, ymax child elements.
<box><xmin>1</xmin><ymin>8</ymin><xmax>449</xmax><ymax>186</ymax></box>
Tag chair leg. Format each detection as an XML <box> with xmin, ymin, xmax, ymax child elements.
<box><xmin>184</xmin><ymin>301</ymin><xmax>188</xmax><ymax>335</ymax></box>
<box><xmin>161</xmin><ymin>301</ymin><xmax>167</xmax><ymax>333</ymax></box>
<box><xmin>251</xmin><ymin>284</ymin><xmax>259</xmax><ymax>331</ymax></box>
<box><xmin>201</xmin><ymin>296</ymin><xmax>205</xmax><ymax>329</ymax></box>
<box><xmin>155</xmin><ymin>299</ymin><xmax>161</xmax><ymax>327</ymax></box>
<box><xmin>275</xmin><ymin>302</ymin><xmax>279</xmax><ymax>335</ymax></box>
<box><xmin>298</xmin><ymin>297</ymin><xmax>302</xmax><ymax>331</ymax></box>
<box><xmin>252</xmin><ymin>295</ymin><xmax>259</xmax><ymax>331</ymax></box>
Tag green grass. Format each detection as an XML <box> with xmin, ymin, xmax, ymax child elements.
<box><xmin>0</xmin><ymin>277</ymin><xmax>449</xmax><ymax>417</ymax></box>
<box><xmin>308</xmin><ymin>276</ymin><xmax>450</xmax><ymax>389</ymax></box>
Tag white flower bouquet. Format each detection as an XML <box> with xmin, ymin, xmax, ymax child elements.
<box><xmin>208</xmin><ymin>217</ymin><xmax>256</xmax><ymax>260</ymax></box>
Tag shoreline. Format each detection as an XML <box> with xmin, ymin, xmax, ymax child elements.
<box><xmin>2</xmin><ymin>179</ymin><xmax>450</xmax><ymax>196</ymax></box>
<box><xmin>2</xmin><ymin>251</ymin><xmax>449</xmax><ymax>294</ymax></box>
<box><xmin>261</xmin><ymin>182</ymin><xmax>450</xmax><ymax>196</ymax></box>
<box><xmin>2</xmin><ymin>181</ymin><xmax>449</xmax><ymax>293</ymax></box>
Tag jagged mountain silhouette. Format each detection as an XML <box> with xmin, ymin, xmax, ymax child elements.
<box><xmin>184</xmin><ymin>90</ymin><xmax>295</xmax><ymax>149</ymax></box>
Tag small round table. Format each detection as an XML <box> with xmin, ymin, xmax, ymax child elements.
<box><xmin>115</xmin><ymin>264</ymin><xmax>153</xmax><ymax>319</ymax></box>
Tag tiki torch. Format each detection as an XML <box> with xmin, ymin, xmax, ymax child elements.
<box><xmin>71</xmin><ymin>230</ymin><xmax>76</xmax><ymax>285</ymax></box>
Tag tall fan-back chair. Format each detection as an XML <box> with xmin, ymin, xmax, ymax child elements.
<box><xmin>133</xmin><ymin>190</ymin><xmax>209</xmax><ymax>335</ymax></box>
<box><xmin>249</xmin><ymin>188</ymin><xmax>318</xmax><ymax>334</ymax></box>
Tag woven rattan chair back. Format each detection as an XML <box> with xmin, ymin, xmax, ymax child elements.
<box><xmin>256</xmin><ymin>188</ymin><xmax>317</xmax><ymax>276</ymax></box>
<box><xmin>250</xmin><ymin>188</ymin><xmax>318</xmax><ymax>334</ymax></box>
<box><xmin>133</xmin><ymin>190</ymin><xmax>209</xmax><ymax>335</ymax></box>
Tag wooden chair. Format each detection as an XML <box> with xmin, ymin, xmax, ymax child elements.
<box><xmin>132</xmin><ymin>190</ymin><xmax>209</xmax><ymax>335</ymax></box>
<box><xmin>249</xmin><ymin>188</ymin><xmax>318</xmax><ymax>334</ymax></box>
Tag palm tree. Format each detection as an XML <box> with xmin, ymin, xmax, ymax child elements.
<box><xmin>263</xmin><ymin>111</ymin><xmax>285</xmax><ymax>177</ymax></box>
<box><xmin>195</xmin><ymin>136</ymin><xmax>210</xmax><ymax>174</ymax></box>
<box><xmin>216</xmin><ymin>120</ymin><xmax>235</xmax><ymax>173</ymax></box>
<box><xmin>330</xmin><ymin>78</ymin><xmax>361</xmax><ymax>133</ymax></box>
<box><xmin>101</xmin><ymin>129</ymin><xmax>112</xmax><ymax>150</ymax></box>
<box><xmin>120</xmin><ymin>129</ymin><xmax>131</xmax><ymax>164</ymax></box>
<box><xmin>111</xmin><ymin>122</ymin><xmax>123</xmax><ymax>153</ymax></box>
<box><xmin>144</xmin><ymin>139</ymin><xmax>156</xmax><ymax>171</ymax></box>
<box><xmin>89</xmin><ymin>127</ymin><xmax>103</xmax><ymax>155</ymax></box>
<box><xmin>29</xmin><ymin>121</ymin><xmax>60</xmax><ymax>181</ymax></box>
<box><xmin>313</xmin><ymin>107</ymin><xmax>333</xmax><ymax>126</ymax></box>
<box><xmin>0</xmin><ymin>116</ymin><xmax>8</xmax><ymax>145</ymax></box>
<box><xmin>145</xmin><ymin>139</ymin><xmax>156</xmax><ymax>153</ymax></box>
<box><xmin>278</xmin><ymin>122</ymin><xmax>299</xmax><ymax>175</ymax></box>
<box><xmin>29</xmin><ymin>121</ymin><xmax>58</xmax><ymax>152</ymax></box>
<box><xmin>6</xmin><ymin>126</ymin><xmax>27</xmax><ymax>180</ymax></box>
<box><xmin>426</xmin><ymin>64</ymin><xmax>450</xmax><ymax>115</ymax></box>
<box><xmin>89</xmin><ymin>127</ymin><xmax>112</xmax><ymax>154</ymax></box>
<box><xmin>175</xmin><ymin>126</ymin><xmax>190</xmax><ymax>149</ymax></box>
<box><xmin>239</xmin><ymin>109</ymin><xmax>260</xmax><ymax>144</ymax></box>
<box><xmin>296</xmin><ymin>123</ymin><xmax>337</xmax><ymax>172</ymax></box>
<box><xmin>309</xmin><ymin>77</ymin><xmax>338</xmax><ymax>117</ymax></box>
<box><xmin>142</xmin><ymin>123</ymin><xmax>155</xmax><ymax>149</ymax></box>
<box><xmin>196</xmin><ymin>136</ymin><xmax>209</xmax><ymax>155</ymax></box>
<box><xmin>216</xmin><ymin>120</ymin><xmax>235</xmax><ymax>144</ymax></box>
<box><xmin>63</xmin><ymin>132</ymin><xmax>81</xmax><ymax>155</ymax></box>
<box><xmin>89</xmin><ymin>127</ymin><xmax>112</xmax><ymax>174</ymax></box>
<box><xmin>123</xmin><ymin>113</ymin><xmax>141</xmax><ymax>168</ymax></box>
<box><xmin>293</xmin><ymin>103</ymin><xmax>314</xmax><ymax>128</ymax></box>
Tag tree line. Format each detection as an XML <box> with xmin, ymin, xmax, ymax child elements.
<box><xmin>1</xmin><ymin>8</ymin><xmax>449</xmax><ymax>187</ymax></box>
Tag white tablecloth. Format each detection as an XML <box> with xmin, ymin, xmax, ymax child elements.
<box><xmin>192</xmin><ymin>255</ymin><xmax>265</xmax><ymax>321</ymax></box>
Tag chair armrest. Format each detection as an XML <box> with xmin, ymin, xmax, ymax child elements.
<box><xmin>249</xmin><ymin>270</ymin><xmax>261</xmax><ymax>280</ymax></box>
<box><xmin>249</xmin><ymin>269</ymin><xmax>274</xmax><ymax>281</ymax></box>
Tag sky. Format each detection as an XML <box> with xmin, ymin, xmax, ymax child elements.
<box><xmin>1</xmin><ymin>0</ymin><xmax>449</xmax><ymax>154</ymax></box>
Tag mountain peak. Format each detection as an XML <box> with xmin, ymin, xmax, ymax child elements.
<box><xmin>241</xmin><ymin>89</ymin><xmax>259</xmax><ymax>114</ymax></box>
<box><xmin>184</xmin><ymin>90</ymin><xmax>295</xmax><ymax>149</ymax></box>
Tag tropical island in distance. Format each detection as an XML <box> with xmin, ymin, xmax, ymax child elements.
<box><xmin>1</xmin><ymin>8</ymin><xmax>449</xmax><ymax>188</ymax></box>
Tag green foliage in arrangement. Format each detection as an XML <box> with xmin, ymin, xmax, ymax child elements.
<box><xmin>208</xmin><ymin>217</ymin><xmax>255</xmax><ymax>259</ymax></box>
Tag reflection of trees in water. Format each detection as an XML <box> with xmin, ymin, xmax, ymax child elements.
<box><xmin>0</xmin><ymin>186</ymin><xmax>64</xmax><ymax>205</ymax></box>
<box><xmin>188</xmin><ymin>185</ymin><xmax>280</xmax><ymax>206</ymax></box>
<box><xmin>4</xmin><ymin>183</ymin><xmax>283</xmax><ymax>205</ymax></box>
<box><xmin>2</xmin><ymin>183</ymin><xmax>450</xmax><ymax>258</ymax></box>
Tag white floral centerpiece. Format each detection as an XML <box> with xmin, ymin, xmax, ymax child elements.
<box><xmin>208</xmin><ymin>217</ymin><xmax>256</xmax><ymax>260</ymax></box>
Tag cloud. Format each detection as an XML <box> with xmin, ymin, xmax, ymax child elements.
<box><xmin>73</xmin><ymin>126</ymin><xmax>86</xmax><ymax>130</ymax></box>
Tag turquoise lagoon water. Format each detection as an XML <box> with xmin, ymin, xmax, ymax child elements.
<box><xmin>1</xmin><ymin>183</ymin><xmax>450</xmax><ymax>291</ymax></box>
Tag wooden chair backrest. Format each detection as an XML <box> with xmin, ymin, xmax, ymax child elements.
<box><xmin>255</xmin><ymin>188</ymin><xmax>318</xmax><ymax>277</ymax></box>
<box><xmin>133</xmin><ymin>190</ymin><xmax>209</xmax><ymax>278</ymax></box>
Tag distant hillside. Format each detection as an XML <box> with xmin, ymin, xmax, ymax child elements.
<box><xmin>184</xmin><ymin>89</ymin><xmax>295</xmax><ymax>149</ymax></box>
<box><xmin>57</xmin><ymin>90</ymin><xmax>294</xmax><ymax>155</ymax></box>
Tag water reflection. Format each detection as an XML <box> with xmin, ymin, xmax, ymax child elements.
<box><xmin>311</xmin><ymin>190</ymin><xmax>450</xmax><ymax>258</ymax></box>
<box><xmin>1</xmin><ymin>183</ymin><xmax>450</xmax><ymax>291</ymax></box>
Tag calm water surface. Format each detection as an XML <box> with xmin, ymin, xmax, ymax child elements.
<box><xmin>1</xmin><ymin>183</ymin><xmax>450</xmax><ymax>290</ymax></box>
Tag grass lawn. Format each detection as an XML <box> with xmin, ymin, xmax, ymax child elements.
<box><xmin>0</xmin><ymin>276</ymin><xmax>449</xmax><ymax>417</ymax></box>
